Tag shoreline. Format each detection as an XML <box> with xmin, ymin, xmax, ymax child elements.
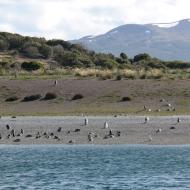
<box><xmin>0</xmin><ymin>116</ymin><xmax>190</xmax><ymax>145</ymax></box>
<box><xmin>1</xmin><ymin>143</ymin><xmax>190</xmax><ymax>147</ymax></box>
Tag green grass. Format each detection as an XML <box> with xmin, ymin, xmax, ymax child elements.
<box><xmin>97</xmin><ymin>93</ymin><xmax>121</xmax><ymax>103</ymax></box>
<box><xmin>1</xmin><ymin>105</ymin><xmax>189</xmax><ymax>116</ymax></box>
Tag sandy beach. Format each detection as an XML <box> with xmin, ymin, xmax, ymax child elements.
<box><xmin>0</xmin><ymin>116</ymin><xmax>190</xmax><ymax>145</ymax></box>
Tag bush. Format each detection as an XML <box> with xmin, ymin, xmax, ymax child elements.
<box><xmin>121</xmin><ymin>96</ymin><xmax>132</xmax><ymax>102</ymax></box>
<box><xmin>23</xmin><ymin>46</ymin><xmax>40</xmax><ymax>58</ymax></box>
<box><xmin>100</xmin><ymin>74</ymin><xmax>113</xmax><ymax>80</ymax></box>
<box><xmin>5</xmin><ymin>96</ymin><xmax>19</xmax><ymax>102</ymax></box>
<box><xmin>116</xmin><ymin>75</ymin><xmax>122</xmax><ymax>80</ymax></box>
<box><xmin>146</xmin><ymin>60</ymin><xmax>166</xmax><ymax>69</ymax></box>
<box><xmin>165</xmin><ymin>61</ymin><xmax>190</xmax><ymax>69</ymax></box>
<box><xmin>146</xmin><ymin>69</ymin><xmax>164</xmax><ymax>79</ymax></box>
<box><xmin>55</xmin><ymin>52</ymin><xmax>80</xmax><ymax>67</ymax></box>
<box><xmin>72</xmin><ymin>94</ymin><xmax>84</xmax><ymax>100</ymax></box>
<box><xmin>0</xmin><ymin>39</ymin><xmax>9</xmax><ymax>50</ymax></box>
<box><xmin>21</xmin><ymin>61</ymin><xmax>42</xmax><ymax>71</ymax></box>
<box><xmin>0</xmin><ymin>61</ymin><xmax>9</xmax><ymax>68</ymax></box>
<box><xmin>39</xmin><ymin>44</ymin><xmax>52</xmax><ymax>58</ymax></box>
<box><xmin>122</xmin><ymin>69</ymin><xmax>136</xmax><ymax>79</ymax></box>
<box><xmin>44</xmin><ymin>92</ymin><xmax>57</xmax><ymax>100</ymax></box>
<box><xmin>99</xmin><ymin>59</ymin><xmax>118</xmax><ymax>69</ymax></box>
<box><xmin>22</xmin><ymin>94</ymin><xmax>41</xmax><ymax>102</ymax></box>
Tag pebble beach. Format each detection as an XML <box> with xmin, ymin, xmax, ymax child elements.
<box><xmin>0</xmin><ymin>116</ymin><xmax>190</xmax><ymax>145</ymax></box>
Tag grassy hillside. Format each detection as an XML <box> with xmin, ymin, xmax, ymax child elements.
<box><xmin>0</xmin><ymin>32</ymin><xmax>190</xmax><ymax>80</ymax></box>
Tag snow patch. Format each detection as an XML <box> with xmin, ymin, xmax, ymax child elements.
<box><xmin>145</xmin><ymin>30</ymin><xmax>151</xmax><ymax>34</ymax></box>
<box><xmin>152</xmin><ymin>21</ymin><xmax>179</xmax><ymax>28</ymax></box>
<box><xmin>86</xmin><ymin>35</ymin><xmax>96</xmax><ymax>39</ymax></box>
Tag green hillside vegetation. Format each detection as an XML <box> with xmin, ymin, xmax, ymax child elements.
<box><xmin>0</xmin><ymin>32</ymin><xmax>190</xmax><ymax>79</ymax></box>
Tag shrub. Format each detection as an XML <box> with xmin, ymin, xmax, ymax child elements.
<box><xmin>116</xmin><ymin>75</ymin><xmax>122</xmax><ymax>80</ymax></box>
<box><xmin>121</xmin><ymin>96</ymin><xmax>132</xmax><ymax>102</ymax></box>
<box><xmin>74</xmin><ymin>68</ymin><xmax>97</xmax><ymax>77</ymax></box>
<box><xmin>21</xmin><ymin>61</ymin><xmax>42</xmax><ymax>71</ymax></box>
<box><xmin>100</xmin><ymin>74</ymin><xmax>112</xmax><ymax>80</ymax></box>
<box><xmin>44</xmin><ymin>92</ymin><xmax>57</xmax><ymax>100</ymax></box>
<box><xmin>56</xmin><ymin>52</ymin><xmax>80</xmax><ymax>67</ymax></box>
<box><xmin>22</xmin><ymin>94</ymin><xmax>41</xmax><ymax>102</ymax></box>
<box><xmin>39</xmin><ymin>44</ymin><xmax>52</xmax><ymax>59</ymax></box>
<box><xmin>146</xmin><ymin>60</ymin><xmax>166</xmax><ymax>69</ymax></box>
<box><xmin>0</xmin><ymin>61</ymin><xmax>9</xmax><ymax>68</ymax></box>
<box><xmin>5</xmin><ymin>96</ymin><xmax>19</xmax><ymax>102</ymax></box>
<box><xmin>165</xmin><ymin>61</ymin><xmax>190</xmax><ymax>69</ymax></box>
<box><xmin>146</xmin><ymin>69</ymin><xmax>164</xmax><ymax>79</ymax></box>
<box><xmin>139</xmin><ymin>74</ymin><xmax>146</xmax><ymax>79</ymax></box>
<box><xmin>23</xmin><ymin>46</ymin><xmax>40</xmax><ymax>58</ymax></box>
<box><xmin>0</xmin><ymin>39</ymin><xmax>9</xmax><ymax>50</ymax></box>
<box><xmin>122</xmin><ymin>69</ymin><xmax>136</xmax><ymax>79</ymax></box>
<box><xmin>72</xmin><ymin>94</ymin><xmax>84</xmax><ymax>100</ymax></box>
<box><xmin>96</xmin><ymin>70</ymin><xmax>113</xmax><ymax>79</ymax></box>
<box><xmin>98</xmin><ymin>59</ymin><xmax>118</xmax><ymax>69</ymax></box>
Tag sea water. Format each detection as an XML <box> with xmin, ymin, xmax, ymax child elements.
<box><xmin>0</xmin><ymin>145</ymin><xmax>190</xmax><ymax>190</ymax></box>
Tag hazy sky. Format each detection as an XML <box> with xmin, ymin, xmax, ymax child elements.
<box><xmin>0</xmin><ymin>0</ymin><xmax>190</xmax><ymax>40</ymax></box>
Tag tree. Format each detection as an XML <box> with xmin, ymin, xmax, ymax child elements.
<box><xmin>39</xmin><ymin>44</ymin><xmax>52</xmax><ymax>59</ymax></box>
<box><xmin>120</xmin><ymin>52</ymin><xmax>128</xmax><ymax>60</ymax></box>
<box><xmin>134</xmin><ymin>53</ymin><xmax>151</xmax><ymax>62</ymax></box>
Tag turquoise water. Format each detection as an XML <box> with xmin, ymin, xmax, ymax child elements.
<box><xmin>0</xmin><ymin>145</ymin><xmax>190</xmax><ymax>190</ymax></box>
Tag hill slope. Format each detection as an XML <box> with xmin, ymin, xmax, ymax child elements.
<box><xmin>0</xmin><ymin>78</ymin><xmax>190</xmax><ymax>115</ymax></box>
<box><xmin>71</xmin><ymin>19</ymin><xmax>190</xmax><ymax>61</ymax></box>
<box><xmin>0</xmin><ymin>31</ymin><xmax>190</xmax><ymax>80</ymax></box>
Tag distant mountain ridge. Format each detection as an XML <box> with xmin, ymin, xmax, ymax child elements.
<box><xmin>71</xmin><ymin>19</ymin><xmax>190</xmax><ymax>61</ymax></box>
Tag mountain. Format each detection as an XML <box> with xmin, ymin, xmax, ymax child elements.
<box><xmin>71</xmin><ymin>19</ymin><xmax>190</xmax><ymax>61</ymax></box>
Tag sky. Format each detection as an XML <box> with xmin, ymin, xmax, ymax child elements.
<box><xmin>0</xmin><ymin>0</ymin><xmax>190</xmax><ymax>40</ymax></box>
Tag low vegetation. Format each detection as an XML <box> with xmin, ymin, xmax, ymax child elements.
<box><xmin>5</xmin><ymin>96</ymin><xmax>19</xmax><ymax>102</ymax></box>
<box><xmin>121</xmin><ymin>96</ymin><xmax>132</xmax><ymax>102</ymax></box>
<box><xmin>22</xmin><ymin>94</ymin><xmax>41</xmax><ymax>102</ymax></box>
<box><xmin>44</xmin><ymin>92</ymin><xmax>57</xmax><ymax>100</ymax></box>
<box><xmin>21</xmin><ymin>61</ymin><xmax>43</xmax><ymax>71</ymax></box>
<box><xmin>0</xmin><ymin>32</ymin><xmax>190</xmax><ymax>79</ymax></box>
<box><xmin>72</xmin><ymin>94</ymin><xmax>84</xmax><ymax>100</ymax></box>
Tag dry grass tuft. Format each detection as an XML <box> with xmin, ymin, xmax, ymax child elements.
<box><xmin>74</xmin><ymin>68</ymin><xmax>114</xmax><ymax>79</ymax></box>
<box><xmin>121</xmin><ymin>69</ymin><xmax>137</xmax><ymax>79</ymax></box>
<box><xmin>146</xmin><ymin>69</ymin><xmax>164</xmax><ymax>79</ymax></box>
